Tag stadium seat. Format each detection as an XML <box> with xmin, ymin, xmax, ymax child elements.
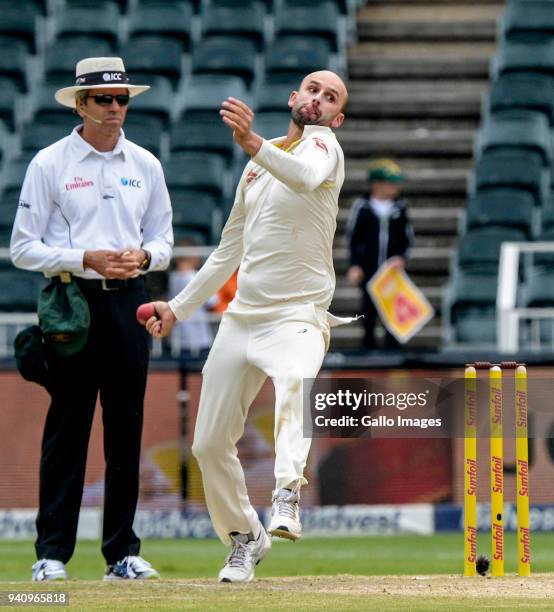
<box><xmin>475</xmin><ymin>110</ymin><xmax>551</xmax><ymax>165</ymax></box>
<box><xmin>171</xmin><ymin>190</ymin><xmax>220</xmax><ymax>243</ymax></box>
<box><xmin>0</xmin><ymin>269</ymin><xmax>44</xmax><ymax>311</ymax></box>
<box><xmin>253</xmin><ymin>112</ymin><xmax>290</xmax><ymax>140</ymax></box>
<box><xmin>191</xmin><ymin>37</ymin><xmax>258</xmax><ymax>87</ymax></box>
<box><xmin>525</xmin><ymin>266</ymin><xmax>554</xmax><ymax>305</ymax></box>
<box><xmin>274</xmin><ymin>2</ymin><xmax>340</xmax><ymax>51</ymax></box>
<box><xmin>0</xmin><ymin>77</ymin><xmax>20</xmax><ymax>130</ymax></box>
<box><xmin>488</xmin><ymin>73</ymin><xmax>554</xmax><ymax>123</ymax></box>
<box><xmin>0</xmin><ymin>200</ymin><xmax>16</xmax><ymax>229</ymax></box>
<box><xmin>28</xmin><ymin>85</ymin><xmax>82</xmax><ymax>130</ymax></box>
<box><xmin>541</xmin><ymin>196</ymin><xmax>554</xmax><ymax>229</ymax></box>
<box><xmin>128</xmin><ymin>2</ymin><xmax>192</xmax><ymax>50</ymax></box>
<box><xmin>121</xmin><ymin>115</ymin><xmax>163</xmax><ymax>158</ymax></box>
<box><xmin>457</xmin><ymin>227</ymin><xmax>528</xmax><ymax>272</ymax></box>
<box><xmin>172</xmin><ymin>226</ymin><xmax>208</xmax><ymax>245</ymax></box>
<box><xmin>52</xmin><ymin>3</ymin><xmax>120</xmax><ymax>49</ymax></box>
<box><xmin>0</xmin><ymin>2</ymin><xmax>41</xmax><ymax>53</ymax></box>
<box><xmin>255</xmin><ymin>80</ymin><xmax>298</xmax><ymax>112</ymax></box>
<box><xmin>0</xmin><ymin>0</ymin><xmax>47</xmax><ymax>14</ymax></box>
<box><xmin>66</xmin><ymin>0</ymin><xmax>129</xmax><ymax>12</ymax></box>
<box><xmin>0</xmin><ymin>124</ymin><xmax>6</xmax><ymax>163</ymax></box>
<box><xmin>453</xmin><ymin>308</ymin><xmax>497</xmax><ymax>344</ymax></box>
<box><xmin>125</xmin><ymin>77</ymin><xmax>173</xmax><ymax>127</ymax></box>
<box><xmin>0</xmin><ymin>41</ymin><xmax>28</xmax><ymax>92</ymax></box>
<box><xmin>1</xmin><ymin>157</ymin><xmax>34</xmax><ymax>202</ymax></box>
<box><xmin>30</xmin><ymin>84</ymin><xmax>74</xmax><ymax>121</ymax></box>
<box><xmin>450</xmin><ymin>268</ymin><xmax>498</xmax><ymax>307</ymax></box>
<box><xmin>138</xmin><ymin>0</ymin><xmax>201</xmax><ymax>14</ymax></box>
<box><xmin>492</xmin><ymin>40</ymin><xmax>554</xmax><ymax>78</ymax></box>
<box><xmin>120</xmin><ymin>36</ymin><xmax>183</xmax><ymax>86</ymax></box>
<box><xmin>501</xmin><ymin>0</ymin><xmax>554</xmax><ymax>42</ymax></box>
<box><xmin>201</xmin><ymin>3</ymin><xmax>265</xmax><ymax>50</ymax></box>
<box><xmin>20</xmin><ymin>122</ymin><xmax>71</xmax><ymax>154</ymax></box>
<box><xmin>170</xmin><ymin>119</ymin><xmax>236</xmax><ymax>165</ymax></box>
<box><xmin>43</xmin><ymin>37</ymin><xmax>113</xmax><ymax>85</ymax></box>
<box><xmin>447</xmin><ymin>268</ymin><xmax>499</xmax><ymax>344</ymax></box>
<box><xmin>465</xmin><ymin>190</ymin><xmax>535</xmax><ymax>237</ymax></box>
<box><xmin>282</xmin><ymin>0</ymin><xmax>349</xmax><ymax>14</ymax></box>
<box><xmin>181</xmin><ymin>75</ymin><xmax>249</xmax><ymax>116</ymax></box>
<box><xmin>209</xmin><ymin>0</ymin><xmax>271</xmax><ymax>7</ymax></box>
<box><xmin>523</xmin><ymin>263</ymin><xmax>554</xmax><ymax>344</ymax></box>
<box><xmin>472</xmin><ymin>149</ymin><xmax>548</xmax><ymax>204</ymax></box>
<box><xmin>532</xmin><ymin>225</ymin><xmax>554</xmax><ymax>267</ymax></box>
<box><xmin>265</xmin><ymin>37</ymin><xmax>331</xmax><ymax>83</ymax></box>
<box><xmin>165</xmin><ymin>152</ymin><xmax>226</xmax><ymax>198</ymax></box>
<box><xmin>0</xmin><ymin>226</ymin><xmax>12</xmax><ymax>247</ymax></box>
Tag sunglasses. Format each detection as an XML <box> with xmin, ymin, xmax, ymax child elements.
<box><xmin>86</xmin><ymin>93</ymin><xmax>130</xmax><ymax>106</ymax></box>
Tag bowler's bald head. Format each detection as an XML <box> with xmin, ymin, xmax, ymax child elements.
<box><xmin>301</xmin><ymin>70</ymin><xmax>348</xmax><ymax>111</ymax></box>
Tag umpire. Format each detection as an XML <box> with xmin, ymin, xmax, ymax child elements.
<box><xmin>10</xmin><ymin>58</ymin><xmax>173</xmax><ymax>581</ymax></box>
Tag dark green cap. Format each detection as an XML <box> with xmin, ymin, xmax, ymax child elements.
<box><xmin>367</xmin><ymin>159</ymin><xmax>405</xmax><ymax>183</ymax></box>
<box><xmin>38</xmin><ymin>276</ymin><xmax>90</xmax><ymax>356</ymax></box>
<box><xmin>14</xmin><ymin>325</ymin><xmax>49</xmax><ymax>387</ymax></box>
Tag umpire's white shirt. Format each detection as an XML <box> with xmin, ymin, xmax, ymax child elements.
<box><xmin>169</xmin><ymin>125</ymin><xmax>344</xmax><ymax>318</ymax></box>
<box><xmin>10</xmin><ymin>126</ymin><xmax>173</xmax><ymax>277</ymax></box>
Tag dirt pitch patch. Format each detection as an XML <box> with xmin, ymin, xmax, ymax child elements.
<box><xmin>255</xmin><ymin>573</ymin><xmax>554</xmax><ymax>596</ymax></box>
<box><xmin>9</xmin><ymin>574</ymin><xmax>554</xmax><ymax>611</ymax></box>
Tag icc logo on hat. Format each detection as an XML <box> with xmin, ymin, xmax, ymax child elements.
<box><xmin>103</xmin><ymin>72</ymin><xmax>123</xmax><ymax>82</ymax></box>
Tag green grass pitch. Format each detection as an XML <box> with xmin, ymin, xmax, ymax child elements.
<box><xmin>1</xmin><ymin>535</ymin><xmax>553</xmax><ymax>610</ymax></box>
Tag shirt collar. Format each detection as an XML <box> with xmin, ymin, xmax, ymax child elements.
<box><xmin>70</xmin><ymin>126</ymin><xmax>127</xmax><ymax>161</ymax></box>
<box><xmin>301</xmin><ymin>125</ymin><xmax>335</xmax><ymax>140</ymax></box>
<box><xmin>271</xmin><ymin>125</ymin><xmax>335</xmax><ymax>153</ymax></box>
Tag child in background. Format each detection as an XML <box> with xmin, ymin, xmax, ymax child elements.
<box><xmin>169</xmin><ymin>240</ymin><xmax>217</xmax><ymax>360</ymax></box>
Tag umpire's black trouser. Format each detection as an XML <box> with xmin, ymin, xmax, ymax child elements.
<box><xmin>35</xmin><ymin>278</ymin><xmax>149</xmax><ymax>565</ymax></box>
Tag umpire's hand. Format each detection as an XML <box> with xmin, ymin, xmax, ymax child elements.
<box><xmin>84</xmin><ymin>249</ymin><xmax>145</xmax><ymax>278</ymax></box>
<box><xmin>145</xmin><ymin>301</ymin><xmax>177</xmax><ymax>338</ymax></box>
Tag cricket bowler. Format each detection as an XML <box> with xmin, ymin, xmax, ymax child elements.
<box><xmin>144</xmin><ymin>70</ymin><xmax>349</xmax><ymax>582</ymax></box>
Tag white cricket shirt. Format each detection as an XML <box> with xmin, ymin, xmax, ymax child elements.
<box><xmin>10</xmin><ymin>126</ymin><xmax>173</xmax><ymax>278</ymax></box>
<box><xmin>169</xmin><ymin>124</ymin><xmax>345</xmax><ymax>319</ymax></box>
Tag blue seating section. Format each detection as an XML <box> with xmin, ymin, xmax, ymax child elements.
<box><xmin>0</xmin><ymin>0</ymin><xmax>353</xmax><ymax>268</ymax></box>
<box><xmin>447</xmin><ymin>0</ymin><xmax>554</xmax><ymax>345</ymax></box>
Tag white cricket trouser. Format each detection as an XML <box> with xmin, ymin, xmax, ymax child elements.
<box><xmin>192</xmin><ymin>302</ymin><xmax>328</xmax><ymax>544</ymax></box>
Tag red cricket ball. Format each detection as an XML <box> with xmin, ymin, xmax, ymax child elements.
<box><xmin>136</xmin><ymin>302</ymin><xmax>156</xmax><ymax>324</ymax></box>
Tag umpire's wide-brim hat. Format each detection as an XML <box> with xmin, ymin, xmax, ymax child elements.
<box><xmin>55</xmin><ymin>57</ymin><xmax>150</xmax><ymax>109</ymax></box>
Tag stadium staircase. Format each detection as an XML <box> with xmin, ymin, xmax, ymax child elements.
<box><xmin>329</xmin><ymin>0</ymin><xmax>505</xmax><ymax>351</ymax></box>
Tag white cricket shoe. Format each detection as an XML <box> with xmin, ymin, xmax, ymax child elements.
<box><xmin>103</xmin><ymin>555</ymin><xmax>160</xmax><ymax>580</ymax></box>
<box><xmin>268</xmin><ymin>485</ymin><xmax>302</xmax><ymax>540</ymax></box>
<box><xmin>218</xmin><ymin>527</ymin><xmax>272</xmax><ymax>583</ymax></box>
<box><xmin>32</xmin><ymin>559</ymin><xmax>67</xmax><ymax>581</ymax></box>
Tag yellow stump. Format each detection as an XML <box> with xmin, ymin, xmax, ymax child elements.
<box><xmin>515</xmin><ymin>365</ymin><xmax>531</xmax><ymax>576</ymax></box>
<box><xmin>464</xmin><ymin>366</ymin><xmax>477</xmax><ymax>576</ymax></box>
<box><xmin>489</xmin><ymin>365</ymin><xmax>504</xmax><ymax>577</ymax></box>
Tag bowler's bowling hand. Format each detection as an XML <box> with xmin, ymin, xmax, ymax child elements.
<box><xmin>145</xmin><ymin>301</ymin><xmax>177</xmax><ymax>339</ymax></box>
<box><xmin>220</xmin><ymin>97</ymin><xmax>262</xmax><ymax>156</ymax></box>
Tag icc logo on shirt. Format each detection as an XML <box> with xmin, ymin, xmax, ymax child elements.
<box><xmin>121</xmin><ymin>177</ymin><xmax>142</xmax><ymax>188</ymax></box>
